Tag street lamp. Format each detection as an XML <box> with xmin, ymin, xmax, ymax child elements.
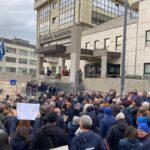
<box><xmin>120</xmin><ymin>0</ymin><xmax>128</xmax><ymax>96</ymax></box>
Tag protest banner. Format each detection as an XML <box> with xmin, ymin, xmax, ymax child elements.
<box><xmin>51</xmin><ymin>146</ymin><xmax>68</xmax><ymax>150</ymax></box>
<box><xmin>17</xmin><ymin>103</ymin><xmax>40</xmax><ymax>120</ymax></box>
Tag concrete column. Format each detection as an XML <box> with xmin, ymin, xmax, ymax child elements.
<box><xmin>101</xmin><ymin>55</ymin><xmax>107</xmax><ymax>78</ymax></box>
<box><xmin>70</xmin><ymin>25</ymin><xmax>82</xmax><ymax>83</ymax></box>
<box><xmin>58</xmin><ymin>58</ymin><xmax>65</xmax><ymax>74</ymax></box>
<box><xmin>37</xmin><ymin>55</ymin><xmax>44</xmax><ymax>75</ymax></box>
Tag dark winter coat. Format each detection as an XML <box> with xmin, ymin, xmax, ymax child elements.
<box><xmin>139</xmin><ymin>134</ymin><xmax>150</xmax><ymax>150</ymax></box>
<box><xmin>119</xmin><ymin>138</ymin><xmax>143</xmax><ymax>150</ymax></box>
<box><xmin>68</xmin><ymin>122</ymin><xmax>79</xmax><ymax>147</ymax></box>
<box><xmin>100</xmin><ymin>114</ymin><xmax>116</xmax><ymax>138</ymax></box>
<box><xmin>10</xmin><ymin>136</ymin><xmax>30</xmax><ymax>150</ymax></box>
<box><xmin>71</xmin><ymin>130</ymin><xmax>106</xmax><ymax>150</ymax></box>
<box><xmin>30</xmin><ymin>123</ymin><xmax>68</xmax><ymax>150</ymax></box>
<box><xmin>110</xmin><ymin>103</ymin><xmax>122</xmax><ymax>117</ymax></box>
<box><xmin>106</xmin><ymin>119</ymin><xmax>128</xmax><ymax>150</ymax></box>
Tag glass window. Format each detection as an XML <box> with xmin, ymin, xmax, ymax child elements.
<box><xmin>92</xmin><ymin>0</ymin><xmax>138</xmax><ymax>25</ymax></box>
<box><xmin>18</xmin><ymin>68</ymin><xmax>27</xmax><ymax>74</ymax></box>
<box><xmin>30</xmin><ymin>69</ymin><xmax>36</xmax><ymax>74</ymax></box>
<box><xmin>30</xmin><ymin>52</ymin><xmax>36</xmax><ymax>57</ymax></box>
<box><xmin>6</xmin><ymin>47</ymin><xmax>16</xmax><ymax>54</ymax></box>
<box><xmin>94</xmin><ymin>40</ymin><xmax>99</xmax><ymax>50</ymax></box>
<box><xmin>6</xmin><ymin>67</ymin><xmax>16</xmax><ymax>73</ymax></box>
<box><xmin>19</xmin><ymin>58</ymin><xmax>28</xmax><ymax>64</ymax></box>
<box><xmin>144</xmin><ymin>63</ymin><xmax>150</xmax><ymax>74</ymax></box>
<box><xmin>30</xmin><ymin>60</ymin><xmax>37</xmax><ymax>65</ymax></box>
<box><xmin>39</xmin><ymin>5</ymin><xmax>50</xmax><ymax>34</ymax></box>
<box><xmin>52</xmin><ymin>17</ymin><xmax>58</xmax><ymax>24</ymax></box>
<box><xmin>6</xmin><ymin>57</ymin><xmax>16</xmax><ymax>63</ymax></box>
<box><xmin>59</xmin><ymin>0</ymin><xmax>75</xmax><ymax>29</ymax></box>
<box><xmin>146</xmin><ymin>30</ymin><xmax>150</xmax><ymax>47</ymax></box>
<box><xmin>116</xmin><ymin>36</ymin><xmax>122</xmax><ymax>50</ymax></box>
<box><xmin>85</xmin><ymin>42</ymin><xmax>90</xmax><ymax>49</ymax></box>
<box><xmin>0</xmin><ymin>67</ymin><xmax>3</xmax><ymax>72</ymax></box>
<box><xmin>52</xmin><ymin>1</ymin><xmax>57</xmax><ymax>9</ymax></box>
<box><xmin>104</xmin><ymin>38</ymin><xmax>110</xmax><ymax>49</ymax></box>
<box><xmin>19</xmin><ymin>50</ymin><xmax>28</xmax><ymax>56</ymax></box>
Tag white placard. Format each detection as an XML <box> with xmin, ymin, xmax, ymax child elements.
<box><xmin>17</xmin><ymin>103</ymin><xmax>40</xmax><ymax>120</ymax></box>
<box><xmin>50</xmin><ymin>146</ymin><xmax>68</xmax><ymax>150</ymax></box>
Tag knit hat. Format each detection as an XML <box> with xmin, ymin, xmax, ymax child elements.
<box><xmin>47</xmin><ymin>112</ymin><xmax>58</xmax><ymax>123</ymax></box>
<box><xmin>137</xmin><ymin>116</ymin><xmax>148</xmax><ymax>124</ymax></box>
<box><xmin>104</xmin><ymin>107</ymin><xmax>112</xmax><ymax>115</ymax></box>
<box><xmin>116</xmin><ymin>112</ymin><xmax>125</xmax><ymax>120</ymax></box>
<box><xmin>138</xmin><ymin>123</ymin><xmax>149</xmax><ymax>133</ymax></box>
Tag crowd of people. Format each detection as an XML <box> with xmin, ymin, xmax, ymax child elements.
<box><xmin>0</xmin><ymin>86</ymin><xmax>150</xmax><ymax>150</ymax></box>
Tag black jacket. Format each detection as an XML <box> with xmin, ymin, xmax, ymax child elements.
<box><xmin>30</xmin><ymin>123</ymin><xmax>68</xmax><ymax>150</ymax></box>
<box><xmin>106</xmin><ymin>119</ymin><xmax>128</xmax><ymax>150</ymax></box>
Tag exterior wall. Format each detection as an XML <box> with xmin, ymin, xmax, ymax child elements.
<box><xmin>84</xmin><ymin>78</ymin><xmax>150</xmax><ymax>94</ymax></box>
<box><xmin>135</xmin><ymin>0</ymin><xmax>150</xmax><ymax>76</ymax></box>
<box><xmin>0</xmin><ymin>74</ymin><xmax>33</xmax><ymax>100</ymax></box>
<box><xmin>81</xmin><ymin>17</ymin><xmax>138</xmax><ymax>76</ymax></box>
<box><xmin>0</xmin><ymin>41</ymin><xmax>37</xmax><ymax>75</ymax></box>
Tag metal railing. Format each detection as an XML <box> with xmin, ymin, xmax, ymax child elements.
<box><xmin>26</xmin><ymin>86</ymin><xmax>39</xmax><ymax>97</ymax></box>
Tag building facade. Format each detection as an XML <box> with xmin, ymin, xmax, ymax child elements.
<box><xmin>35</xmin><ymin>0</ymin><xmax>150</xmax><ymax>82</ymax></box>
<box><xmin>0</xmin><ymin>37</ymin><xmax>37</xmax><ymax>75</ymax></box>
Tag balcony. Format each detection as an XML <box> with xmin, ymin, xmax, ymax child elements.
<box><xmin>113</xmin><ymin>0</ymin><xmax>140</xmax><ymax>10</ymax></box>
<box><xmin>34</xmin><ymin>0</ymin><xmax>48</xmax><ymax>10</ymax></box>
<box><xmin>129</xmin><ymin>0</ymin><xmax>141</xmax><ymax>10</ymax></box>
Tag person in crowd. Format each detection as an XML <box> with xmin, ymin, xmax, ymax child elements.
<box><xmin>110</xmin><ymin>98</ymin><xmax>122</xmax><ymax>117</ymax></box>
<box><xmin>100</xmin><ymin>107</ymin><xmax>116</xmax><ymax>138</ymax></box>
<box><xmin>106</xmin><ymin>112</ymin><xmax>128</xmax><ymax>150</ymax></box>
<box><xmin>119</xmin><ymin>126</ymin><xmax>143</xmax><ymax>150</ymax></box>
<box><xmin>77</xmin><ymin>69</ymin><xmax>83</xmax><ymax>83</ymax></box>
<box><xmin>47</xmin><ymin>67</ymin><xmax>52</xmax><ymax>76</ymax></box>
<box><xmin>137</xmin><ymin>123</ymin><xmax>150</xmax><ymax>149</ymax></box>
<box><xmin>71</xmin><ymin>115</ymin><xmax>106</xmax><ymax>150</ymax></box>
<box><xmin>10</xmin><ymin>126</ymin><xmax>31</xmax><ymax>150</ymax></box>
<box><xmin>30</xmin><ymin>112</ymin><xmax>68</xmax><ymax>150</ymax></box>
<box><xmin>0</xmin><ymin>129</ymin><xmax>10</xmax><ymax>150</ymax></box>
<box><xmin>68</xmin><ymin>116</ymin><xmax>80</xmax><ymax>148</ymax></box>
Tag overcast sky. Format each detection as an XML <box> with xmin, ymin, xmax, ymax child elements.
<box><xmin>0</xmin><ymin>0</ymin><xmax>36</xmax><ymax>44</ymax></box>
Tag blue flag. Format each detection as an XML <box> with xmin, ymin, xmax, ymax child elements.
<box><xmin>0</xmin><ymin>42</ymin><xmax>5</xmax><ymax>60</ymax></box>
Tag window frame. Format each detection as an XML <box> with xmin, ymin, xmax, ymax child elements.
<box><xmin>116</xmin><ymin>36</ymin><xmax>122</xmax><ymax>50</ymax></box>
<box><xmin>145</xmin><ymin>30</ymin><xmax>150</xmax><ymax>47</ymax></box>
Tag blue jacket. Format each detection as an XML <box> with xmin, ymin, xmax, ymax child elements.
<box><xmin>5</xmin><ymin>116</ymin><xmax>17</xmax><ymax>137</ymax></box>
<box><xmin>11</xmin><ymin>136</ymin><xmax>30</xmax><ymax>150</ymax></box>
<box><xmin>97</xmin><ymin>112</ymin><xmax>105</xmax><ymax>127</ymax></box>
<box><xmin>139</xmin><ymin>134</ymin><xmax>150</xmax><ymax>150</ymax></box>
<box><xmin>119</xmin><ymin>138</ymin><xmax>143</xmax><ymax>150</ymax></box>
<box><xmin>68</xmin><ymin>122</ymin><xmax>79</xmax><ymax>147</ymax></box>
<box><xmin>122</xmin><ymin>107</ymin><xmax>134</xmax><ymax>125</ymax></box>
<box><xmin>71</xmin><ymin>130</ymin><xmax>106</xmax><ymax>150</ymax></box>
<box><xmin>100</xmin><ymin>115</ymin><xmax>116</xmax><ymax>138</ymax></box>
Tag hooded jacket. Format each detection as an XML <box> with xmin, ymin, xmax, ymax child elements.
<box><xmin>30</xmin><ymin>123</ymin><xmax>68</xmax><ymax>150</ymax></box>
<box><xmin>119</xmin><ymin>138</ymin><xmax>143</xmax><ymax>150</ymax></box>
<box><xmin>100</xmin><ymin>113</ymin><xmax>116</xmax><ymax>138</ymax></box>
<box><xmin>106</xmin><ymin>119</ymin><xmax>128</xmax><ymax>150</ymax></box>
<box><xmin>71</xmin><ymin>130</ymin><xmax>106</xmax><ymax>150</ymax></box>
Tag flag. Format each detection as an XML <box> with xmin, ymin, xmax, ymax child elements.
<box><xmin>0</xmin><ymin>41</ymin><xmax>5</xmax><ymax>60</ymax></box>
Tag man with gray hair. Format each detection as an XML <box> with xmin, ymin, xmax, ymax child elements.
<box><xmin>71</xmin><ymin>115</ymin><xmax>106</xmax><ymax>150</ymax></box>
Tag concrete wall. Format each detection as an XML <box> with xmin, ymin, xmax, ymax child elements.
<box><xmin>0</xmin><ymin>74</ymin><xmax>33</xmax><ymax>100</ymax></box>
<box><xmin>84</xmin><ymin>78</ymin><xmax>150</xmax><ymax>94</ymax></box>
<box><xmin>135</xmin><ymin>0</ymin><xmax>150</xmax><ymax>76</ymax></box>
<box><xmin>82</xmin><ymin>16</ymin><xmax>138</xmax><ymax>76</ymax></box>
